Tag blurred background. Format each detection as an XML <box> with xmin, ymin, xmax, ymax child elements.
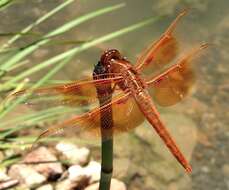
<box><xmin>0</xmin><ymin>0</ymin><xmax>228</xmax><ymax>190</ymax></box>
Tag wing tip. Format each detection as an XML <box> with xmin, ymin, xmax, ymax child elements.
<box><xmin>200</xmin><ymin>43</ymin><xmax>210</xmax><ymax>50</ymax></box>
<box><xmin>180</xmin><ymin>8</ymin><xmax>189</xmax><ymax>17</ymax></box>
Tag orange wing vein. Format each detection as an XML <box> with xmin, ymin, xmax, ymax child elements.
<box><xmin>146</xmin><ymin>43</ymin><xmax>208</xmax><ymax>106</ymax></box>
<box><xmin>32</xmin><ymin>91</ymin><xmax>145</xmax><ymax>144</ymax></box>
<box><xmin>12</xmin><ymin>73</ymin><xmax>123</xmax><ymax>108</ymax></box>
<box><xmin>135</xmin><ymin>10</ymin><xmax>187</xmax><ymax>73</ymax></box>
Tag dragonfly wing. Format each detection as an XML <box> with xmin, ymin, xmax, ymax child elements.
<box><xmin>135</xmin><ymin>10</ymin><xmax>187</xmax><ymax>74</ymax></box>
<box><xmin>33</xmin><ymin>91</ymin><xmax>145</xmax><ymax>143</ymax></box>
<box><xmin>12</xmin><ymin>74</ymin><xmax>123</xmax><ymax>109</ymax></box>
<box><xmin>146</xmin><ymin>44</ymin><xmax>208</xmax><ymax>106</ymax></box>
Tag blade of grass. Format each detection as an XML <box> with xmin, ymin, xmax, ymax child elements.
<box><xmin>0</xmin><ymin>78</ymin><xmax>29</xmax><ymax>112</ymax></box>
<box><xmin>2</xmin><ymin>15</ymin><xmax>161</xmax><ymax>90</ymax></box>
<box><xmin>1</xmin><ymin>0</ymin><xmax>75</xmax><ymax>49</ymax></box>
<box><xmin>0</xmin><ymin>55</ymin><xmax>74</xmax><ymax>119</ymax></box>
<box><xmin>0</xmin><ymin>3</ymin><xmax>125</xmax><ymax>70</ymax></box>
<box><xmin>0</xmin><ymin>0</ymin><xmax>16</xmax><ymax>11</ymax></box>
<box><xmin>0</xmin><ymin>31</ymin><xmax>41</xmax><ymax>37</ymax></box>
<box><xmin>0</xmin><ymin>106</ymin><xmax>76</xmax><ymax>129</ymax></box>
<box><xmin>0</xmin><ymin>156</ymin><xmax>21</xmax><ymax>168</ymax></box>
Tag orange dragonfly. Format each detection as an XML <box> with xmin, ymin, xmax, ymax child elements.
<box><xmin>13</xmin><ymin>10</ymin><xmax>208</xmax><ymax>173</ymax></box>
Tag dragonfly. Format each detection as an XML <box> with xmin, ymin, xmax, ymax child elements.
<box><xmin>13</xmin><ymin>10</ymin><xmax>208</xmax><ymax>173</ymax></box>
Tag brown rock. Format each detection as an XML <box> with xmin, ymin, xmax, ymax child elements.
<box><xmin>8</xmin><ymin>164</ymin><xmax>46</xmax><ymax>188</ymax></box>
<box><xmin>23</xmin><ymin>146</ymin><xmax>63</xmax><ymax>180</ymax></box>
<box><xmin>0</xmin><ymin>179</ymin><xmax>19</xmax><ymax>190</ymax></box>
<box><xmin>56</xmin><ymin>177</ymin><xmax>89</xmax><ymax>190</ymax></box>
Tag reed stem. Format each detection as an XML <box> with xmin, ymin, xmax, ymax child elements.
<box><xmin>93</xmin><ymin>64</ymin><xmax>114</xmax><ymax>190</ymax></box>
<box><xmin>99</xmin><ymin>137</ymin><xmax>113</xmax><ymax>190</ymax></box>
<box><xmin>98</xmin><ymin>94</ymin><xmax>113</xmax><ymax>190</ymax></box>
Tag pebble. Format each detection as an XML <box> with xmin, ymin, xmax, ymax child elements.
<box><xmin>36</xmin><ymin>184</ymin><xmax>53</xmax><ymax>190</ymax></box>
<box><xmin>23</xmin><ymin>146</ymin><xmax>63</xmax><ymax>180</ymax></box>
<box><xmin>8</xmin><ymin>164</ymin><xmax>46</xmax><ymax>188</ymax></box>
<box><xmin>68</xmin><ymin>161</ymin><xmax>101</xmax><ymax>184</ymax></box>
<box><xmin>0</xmin><ymin>179</ymin><xmax>19</xmax><ymax>190</ymax></box>
<box><xmin>56</xmin><ymin>142</ymin><xmax>90</xmax><ymax>166</ymax></box>
<box><xmin>68</xmin><ymin>165</ymin><xmax>87</xmax><ymax>181</ymax></box>
<box><xmin>56</xmin><ymin>178</ymin><xmax>89</xmax><ymax>190</ymax></box>
<box><xmin>84</xmin><ymin>161</ymin><xmax>101</xmax><ymax>183</ymax></box>
<box><xmin>56</xmin><ymin>161</ymin><xmax>101</xmax><ymax>190</ymax></box>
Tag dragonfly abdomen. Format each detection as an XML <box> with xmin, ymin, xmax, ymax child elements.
<box><xmin>134</xmin><ymin>90</ymin><xmax>192</xmax><ymax>173</ymax></box>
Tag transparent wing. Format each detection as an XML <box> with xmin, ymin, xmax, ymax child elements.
<box><xmin>32</xmin><ymin>91</ymin><xmax>145</xmax><ymax>143</ymax></box>
<box><xmin>146</xmin><ymin>44</ymin><xmax>208</xmax><ymax>106</ymax></box>
<box><xmin>12</xmin><ymin>74</ymin><xmax>123</xmax><ymax>109</ymax></box>
<box><xmin>135</xmin><ymin>10</ymin><xmax>187</xmax><ymax>74</ymax></box>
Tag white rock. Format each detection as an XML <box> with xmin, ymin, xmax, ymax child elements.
<box><xmin>8</xmin><ymin>164</ymin><xmax>46</xmax><ymax>188</ymax></box>
<box><xmin>68</xmin><ymin>165</ymin><xmax>88</xmax><ymax>182</ymax></box>
<box><xmin>84</xmin><ymin>161</ymin><xmax>101</xmax><ymax>183</ymax></box>
<box><xmin>37</xmin><ymin>184</ymin><xmax>53</xmax><ymax>190</ymax></box>
<box><xmin>68</xmin><ymin>161</ymin><xmax>101</xmax><ymax>184</ymax></box>
<box><xmin>56</xmin><ymin>142</ymin><xmax>90</xmax><ymax>165</ymax></box>
<box><xmin>85</xmin><ymin>178</ymin><xmax>126</xmax><ymax>190</ymax></box>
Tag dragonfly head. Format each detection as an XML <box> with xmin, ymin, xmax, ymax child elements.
<box><xmin>100</xmin><ymin>49</ymin><xmax>123</xmax><ymax>69</ymax></box>
<box><xmin>93</xmin><ymin>49</ymin><xmax>124</xmax><ymax>78</ymax></box>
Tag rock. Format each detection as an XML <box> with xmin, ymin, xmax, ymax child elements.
<box><xmin>68</xmin><ymin>161</ymin><xmax>100</xmax><ymax>184</ymax></box>
<box><xmin>168</xmin><ymin>183</ymin><xmax>178</xmax><ymax>190</ymax></box>
<box><xmin>56</xmin><ymin>142</ymin><xmax>90</xmax><ymax>166</ymax></box>
<box><xmin>135</xmin><ymin>112</ymin><xmax>197</xmax><ymax>161</ymax></box>
<box><xmin>222</xmin><ymin>164</ymin><xmax>229</xmax><ymax>177</ymax></box>
<box><xmin>0</xmin><ymin>168</ymin><xmax>10</xmax><ymax>181</ymax></box>
<box><xmin>170</xmin><ymin>175</ymin><xmax>192</xmax><ymax>190</ymax></box>
<box><xmin>56</xmin><ymin>179</ymin><xmax>74</xmax><ymax>190</ymax></box>
<box><xmin>8</xmin><ymin>164</ymin><xmax>46</xmax><ymax>188</ymax></box>
<box><xmin>113</xmin><ymin>158</ymin><xmax>130</xmax><ymax>178</ymax></box>
<box><xmin>0</xmin><ymin>179</ymin><xmax>19</xmax><ymax>190</ymax></box>
<box><xmin>23</xmin><ymin>146</ymin><xmax>63</xmax><ymax>180</ymax></box>
<box><xmin>68</xmin><ymin>165</ymin><xmax>88</xmax><ymax>182</ymax></box>
<box><xmin>134</xmin><ymin>112</ymin><xmax>197</xmax><ymax>180</ymax></box>
<box><xmin>36</xmin><ymin>184</ymin><xmax>53</xmax><ymax>190</ymax></box>
<box><xmin>83</xmin><ymin>161</ymin><xmax>101</xmax><ymax>183</ymax></box>
<box><xmin>113</xmin><ymin>111</ymin><xmax>197</xmax><ymax>189</ymax></box>
<box><xmin>85</xmin><ymin>178</ymin><xmax>126</xmax><ymax>190</ymax></box>
<box><xmin>56</xmin><ymin>161</ymin><xmax>100</xmax><ymax>190</ymax></box>
<box><xmin>56</xmin><ymin>178</ymin><xmax>89</xmax><ymax>190</ymax></box>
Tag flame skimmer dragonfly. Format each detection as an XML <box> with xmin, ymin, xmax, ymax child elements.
<box><xmin>13</xmin><ymin>10</ymin><xmax>208</xmax><ymax>173</ymax></box>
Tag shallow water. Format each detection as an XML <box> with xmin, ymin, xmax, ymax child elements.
<box><xmin>0</xmin><ymin>1</ymin><xmax>228</xmax><ymax>190</ymax></box>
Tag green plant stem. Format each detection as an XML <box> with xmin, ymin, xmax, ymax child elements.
<box><xmin>98</xmin><ymin>95</ymin><xmax>113</xmax><ymax>190</ymax></box>
<box><xmin>100</xmin><ymin>137</ymin><xmax>113</xmax><ymax>190</ymax></box>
